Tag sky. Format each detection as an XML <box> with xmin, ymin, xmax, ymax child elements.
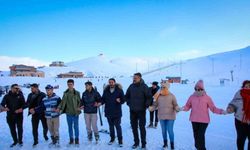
<box><xmin>0</xmin><ymin>0</ymin><xmax>250</xmax><ymax>70</ymax></box>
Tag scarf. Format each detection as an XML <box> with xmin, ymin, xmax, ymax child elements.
<box><xmin>240</xmin><ymin>89</ymin><xmax>250</xmax><ymax>122</ymax></box>
<box><xmin>153</xmin><ymin>87</ymin><xmax>169</xmax><ymax>101</ymax></box>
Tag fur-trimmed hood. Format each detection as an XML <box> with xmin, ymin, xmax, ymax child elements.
<box><xmin>104</xmin><ymin>83</ymin><xmax>123</xmax><ymax>91</ymax></box>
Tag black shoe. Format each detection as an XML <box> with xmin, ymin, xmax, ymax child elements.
<box><xmin>69</xmin><ymin>138</ymin><xmax>74</xmax><ymax>144</ymax></box>
<box><xmin>147</xmin><ymin>123</ymin><xmax>153</xmax><ymax>128</ymax></box>
<box><xmin>44</xmin><ymin>135</ymin><xmax>49</xmax><ymax>141</ymax></box>
<box><xmin>154</xmin><ymin>122</ymin><xmax>158</xmax><ymax>128</ymax></box>
<box><xmin>108</xmin><ymin>139</ymin><xmax>115</xmax><ymax>145</ymax></box>
<box><xmin>10</xmin><ymin>142</ymin><xmax>17</xmax><ymax>148</ymax></box>
<box><xmin>75</xmin><ymin>138</ymin><xmax>79</xmax><ymax>145</ymax></box>
<box><xmin>170</xmin><ymin>142</ymin><xmax>174</xmax><ymax>149</ymax></box>
<box><xmin>163</xmin><ymin>140</ymin><xmax>168</xmax><ymax>148</ymax></box>
<box><xmin>132</xmin><ymin>143</ymin><xmax>139</xmax><ymax>149</ymax></box>
<box><xmin>33</xmin><ymin>141</ymin><xmax>38</xmax><ymax>147</ymax></box>
<box><xmin>141</xmin><ymin>144</ymin><xmax>146</xmax><ymax>149</ymax></box>
<box><xmin>18</xmin><ymin>141</ymin><xmax>23</xmax><ymax>147</ymax></box>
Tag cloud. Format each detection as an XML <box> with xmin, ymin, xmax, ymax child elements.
<box><xmin>159</xmin><ymin>26</ymin><xmax>177</xmax><ymax>38</ymax></box>
<box><xmin>0</xmin><ymin>56</ymin><xmax>49</xmax><ymax>71</ymax></box>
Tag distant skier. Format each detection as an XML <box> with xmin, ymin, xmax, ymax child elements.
<box><xmin>181</xmin><ymin>80</ymin><xmax>227</xmax><ymax>150</ymax></box>
<box><xmin>25</xmin><ymin>83</ymin><xmax>48</xmax><ymax>146</ymax></box>
<box><xmin>147</xmin><ymin>81</ymin><xmax>160</xmax><ymax>128</ymax></box>
<box><xmin>125</xmin><ymin>72</ymin><xmax>152</xmax><ymax>149</ymax></box>
<box><xmin>101</xmin><ymin>78</ymin><xmax>125</xmax><ymax>147</ymax></box>
<box><xmin>1</xmin><ymin>84</ymin><xmax>25</xmax><ymax>147</ymax></box>
<box><xmin>35</xmin><ymin>85</ymin><xmax>61</xmax><ymax>147</ymax></box>
<box><xmin>149</xmin><ymin>80</ymin><xmax>180</xmax><ymax>149</ymax></box>
<box><xmin>80</xmin><ymin>81</ymin><xmax>102</xmax><ymax>143</ymax></box>
<box><xmin>226</xmin><ymin>80</ymin><xmax>250</xmax><ymax>150</ymax></box>
<box><xmin>56</xmin><ymin>79</ymin><xmax>81</xmax><ymax>146</ymax></box>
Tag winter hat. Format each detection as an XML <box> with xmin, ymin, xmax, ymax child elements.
<box><xmin>195</xmin><ymin>80</ymin><xmax>204</xmax><ymax>90</ymax></box>
<box><xmin>152</xmin><ymin>81</ymin><xmax>158</xmax><ymax>86</ymax></box>
<box><xmin>45</xmin><ymin>84</ymin><xmax>53</xmax><ymax>90</ymax></box>
<box><xmin>161</xmin><ymin>80</ymin><xmax>170</xmax><ymax>89</ymax></box>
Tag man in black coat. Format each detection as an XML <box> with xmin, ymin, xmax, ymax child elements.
<box><xmin>147</xmin><ymin>81</ymin><xmax>160</xmax><ymax>128</ymax></box>
<box><xmin>102</xmin><ymin>78</ymin><xmax>125</xmax><ymax>147</ymax></box>
<box><xmin>1</xmin><ymin>84</ymin><xmax>25</xmax><ymax>147</ymax></box>
<box><xmin>125</xmin><ymin>73</ymin><xmax>152</xmax><ymax>149</ymax></box>
<box><xmin>26</xmin><ymin>83</ymin><xmax>48</xmax><ymax>146</ymax></box>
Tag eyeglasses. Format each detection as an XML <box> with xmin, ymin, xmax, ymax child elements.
<box><xmin>195</xmin><ymin>89</ymin><xmax>203</xmax><ymax>91</ymax></box>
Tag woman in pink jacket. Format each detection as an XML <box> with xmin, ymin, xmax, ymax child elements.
<box><xmin>182</xmin><ymin>80</ymin><xmax>225</xmax><ymax>150</ymax></box>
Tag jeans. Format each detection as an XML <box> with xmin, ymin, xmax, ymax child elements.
<box><xmin>130</xmin><ymin>110</ymin><xmax>146</xmax><ymax>146</ymax></box>
<box><xmin>160</xmin><ymin>119</ymin><xmax>175</xmax><ymax>142</ymax></box>
<box><xmin>66</xmin><ymin>115</ymin><xmax>79</xmax><ymax>139</ymax></box>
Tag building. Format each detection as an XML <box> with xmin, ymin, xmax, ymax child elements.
<box><xmin>49</xmin><ymin>61</ymin><xmax>65</xmax><ymax>67</ymax></box>
<box><xmin>9</xmin><ymin>65</ymin><xmax>45</xmax><ymax>77</ymax></box>
<box><xmin>165</xmin><ymin>76</ymin><xmax>181</xmax><ymax>83</ymax></box>
<box><xmin>57</xmin><ymin>71</ymin><xmax>84</xmax><ymax>78</ymax></box>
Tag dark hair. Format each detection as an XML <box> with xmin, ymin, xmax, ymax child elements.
<box><xmin>67</xmin><ymin>79</ymin><xmax>74</xmax><ymax>84</ymax></box>
<box><xmin>85</xmin><ymin>81</ymin><xmax>92</xmax><ymax>86</ymax></box>
<box><xmin>152</xmin><ymin>81</ymin><xmax>158</xmax><ymax>86</ymax></box>
<box><xmin>134</xmin><ymin>72</ymin><xmax>142</xmax><ymax>78</ymax></box>
<box><xmin>31</xmin><ymin>83</ymin><xmax>39</xmax><ymax>88</ymax></box>
<box><xmin>109</xmin><ymin>78</ymin><xmax>116</xmax><ymax>83</ymax></box>
<box><xmin>11</xmin><ymin>84</ymin><xmax>18</xmax><ymax>88</ymax></box>
<box><xmin>242</xmin><ymin>80</ymin><xmax>250</xmax><ymax>88</ymax></box>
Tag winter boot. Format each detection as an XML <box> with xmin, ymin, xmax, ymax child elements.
<box><xmin>94</xmin><ymin>133</ymin><xmax>100</xmax><ymax>143</ymax></box>
<box><xmin>55</xmin><ymin>136</ymin><xmax>60</xmax><ymax>147</ymax></box>
<box><xmin>75</xmin><ymin>138</ymin><xmax>79</xmax><ymax>145</ymax></box>
<box><xmin>163</xmin><ymin>140</ymin><xmax>168</xmax><ymax>148</ymax></box>
<box><xmin>33</xmin><ymin>140</ymin><xmax>38</xmax><ymax>147</ymax></box>
<box><xmin>69</xmin><ymin>138</ymin><xmax>74</xmax><ymax>145</ymax></box>
<box><xmin>10</xmin><ymin>142</ymin><xmax>18</xmax><ymax>148</ymax></box>
<box><xmin>88</xmin><ymin>132</ymin><xmax>93</xmax><ymax>141</ymax></box>
<box><xmin>170</xmin><ymin>142</ymin><xmax>174</xmax><ymax>149</ymax></box>
<box><xmin>49</xmin><ymin>136</ymin><xmax>55</xmax><ymax>146</ymax></box>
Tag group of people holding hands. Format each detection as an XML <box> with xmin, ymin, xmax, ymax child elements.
<box><xmin>0</xmin><ymin>72</ymin><xmax>249</xmax><ymax>150</ymax></box>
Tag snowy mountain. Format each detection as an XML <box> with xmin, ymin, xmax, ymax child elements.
<box><xmin>143</xmin><ymin>46</ymin><xmax>250</xmax><ymax>85</ymax></box>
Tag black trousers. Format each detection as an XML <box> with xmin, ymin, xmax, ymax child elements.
<box><xmin>130</xmin><ymin>110</ymin><xmax>146</xmax><ymax>146</ymax></box>
<box><xmin>32</xmin><ymin>114</ymin><xmax>48</xmax><ymax>142</ymax></box>
<box><xmin>7</xmin><ymin>115</ymin><xmax>23</xmax><ymax>143</ymax></box>
<box><xmin>235</xmin><ymin>118</ymin><xmax>250</xmax><ymax>150</ymax></box>
<box><xmin>191</xmin><ymin>122</ymin><xmax>208</xmax><ymax>150</ymax></box>
<box><xmin>150</xmin><ymin>109</ymin><xmax>158</xmax><ymax>123</ymax></box>
<box><xmin>107</xmin><ymin>117</ymin><xmax>122</xmax><ymax>142</ymax></box>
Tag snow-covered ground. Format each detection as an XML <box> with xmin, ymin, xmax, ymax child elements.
<box><xmin>0</xmin><ymin>77</ymin><xmax>243</xmax><ymax>150</ymax></box>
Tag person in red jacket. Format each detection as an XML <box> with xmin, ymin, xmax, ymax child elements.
<box><xmin>181</xmin><ymin>80</ymin><xmax>226</xmax><ymax>150</ymax></box>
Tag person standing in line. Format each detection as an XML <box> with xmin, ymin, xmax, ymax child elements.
<box><xmin>181</xmin><ymin>80</ymin><xmax>226</xmax><ymax>150</ymax></box>
<box><xmin>1</xmin><ymin>84</ymin><xmax>25</xmax><ymax>147</ymax></box>
<box><xmin>147</xmin><ymin>81</ymin><xmax>160</xmax><ymax>128</ymax></box>
<box><xmin>35</xmin><ymin>85</ymin><xmax>61</xmax><ymax>147</ymax></box>
<box><xmin>149</xmin><ymin>80</ymin><xmax>179</xmax><ymax>149</ymax></box>
<box><xmin>81</xmin><ymin>81</ymin><xmax>102</xmax><ymax>143</ymax></box>
<box><xmin>56</xmin><ymin>79</ymin><xmax>81</xmax><ymax>146</ymax></box>
<box><xmin>226</xmin><ymin>80</ymin><xmax>250</xmax><ymax>150</ymax></box>
<box><xmin>102</xmin><ymin>78</ymin><xmax>125</xmax><ymax>147</ymax></box>
<box><xmin>125</xmin><ymin>72</ymin><xmax>152</xmax><ymax>149</ymax></box>
<box><xmin>26</xmin><ymin>83</ymin><xmax>48</xmax><ymax>146</ymax></box>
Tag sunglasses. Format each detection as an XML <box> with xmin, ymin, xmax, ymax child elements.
<box><xmin>195</xmin><ymin>89</ymin><xmax>204</xmax><ymax>91</ymax></box>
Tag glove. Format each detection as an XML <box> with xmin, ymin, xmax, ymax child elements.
<box><xmin>148</xmin><ymin>106</ymin><xmax>154</xmax><ymax>112</ymax></box>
